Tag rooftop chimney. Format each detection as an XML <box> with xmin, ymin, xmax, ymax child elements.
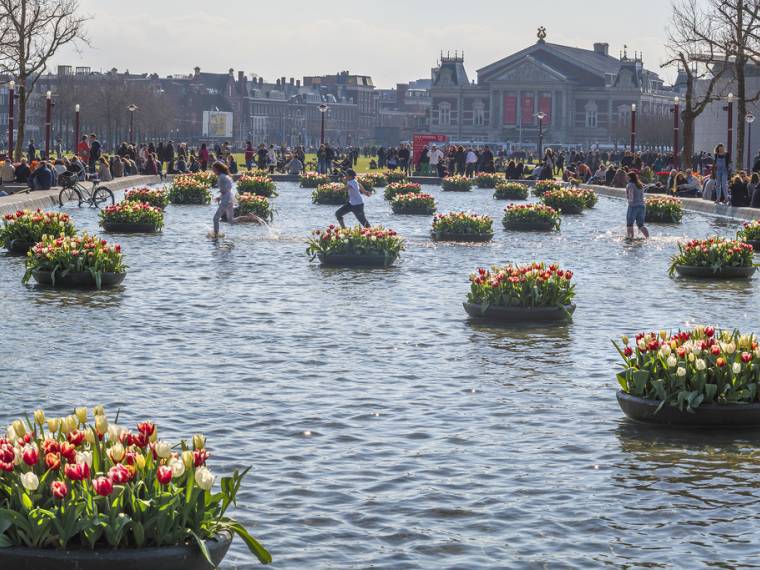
<box><xmin>290</xmin><ymin>77</ymin><xmax>295</xmax><ymax>86</ymax></box>
<box><xmin>296</xmin><ymin>79</ymin><xmax>301</xmax><ymax>87</ymax></box>
<box><xmin>276</xmin><ymin>79</ymin><xmax>281</xmax><ymax>86</ymax></box>
<box><xmin>593</xmin><ymin>43</ymin><xmax>609</xmax><ymax>56</ymax></box>
<box><xmin>228</xmin><ymin>68</ymin><xmax>234</xmax><ymax>76</ymax></box>
<box><xmin>194</xmin><ymin>66</ymin><xmax>200</xmax><ymax>78</ymax></box>
<box><xmin>238</xmin><ymin>71</ymin><xmax>245</xmax><ymax>82</ymax></box>
<box><xmin>259</xmin><ymin>77</ymin><xmax>264</xmax><ymax>85</ymax></box>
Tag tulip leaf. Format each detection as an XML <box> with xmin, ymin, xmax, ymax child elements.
<box><xmin>227</xmin><ymin>522</ymin><xmax>273</xmax><ymax>564</ymax></box>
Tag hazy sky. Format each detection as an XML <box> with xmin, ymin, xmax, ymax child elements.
<box><xmin>55</xmin><ymin>0</ymin><xmax>674</xmax><ymax>88</ymax></box>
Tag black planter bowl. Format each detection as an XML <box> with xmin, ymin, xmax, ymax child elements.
<box><xmin>645</xmin><ymin>214</ymin><xmax>682</xmax><ymax>224</ymax></box>
<box><xmin>31</xmin><ymin>270</ymin><xmax>126</xmax><ymax>289</ymax></box>
<box><xmin>674</xmin><ymin>265</ymin><xmax>756</xmax><ymax>279</ymax></box>
<box><xmin>101</xmin><ymin>221</ymin><xmax>161</xmax><ymax>234</ymax></box>
<box><xmin>617</xmin><ymin>391</ymin><xmax>760</xmax><ymax>426</ymax></box>
<box><xmin>503</xmin><ymin>220</ymin><xmax>559</xmax><ymax>232</ymax></box>
<box><xmin>312</xmin><ymin>198</ymin><xmax>347</xmax><ymax>206</ymax></box>
<box><xmin>317</xmin><ymin>253</ymin><xmax>398</xmax><ymax>267</ymax></box>
<box><xmin>549</xmin><ymin>205</ymin><xmax>584</xmax><ymax>215</ymax></box>
<box><xmin>392</xmin><ymin>207</ymin><xmax>436</xmax><ymax>215</ymax></box>
<box><xmin>5</xmin><ymin>239</ymin><xmax>33</xmax><ymax>255</ymax></box>
<box><xmin>0</xmin><ymin>533</ymin><xmax>231</xmax><ymax>570</ymax></box>
<box><xmin>432</xmin><ymin>232</ymin><xmax>493</xmax><ymax>243</ymax></box>
<box><xmin>441</xmin><ymin>186</ymin><xmax>473</xmax><ymax>193</ymax></box>
<box><xmin>463</xmin><ymin>303</ymin><xmax>576</xmax><ymax>322</ymax></box>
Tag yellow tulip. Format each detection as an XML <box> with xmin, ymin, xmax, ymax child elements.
<box><xmin>33</xmin><ymin>409</ymin><xmax>46</xmax><ymax>426</ymax></box>
<box><xmin>193</xmin><ymin>434</ymin><xmax>206</xmax><ymax>450</ymax></box>
<box><xmin>12</xmin><ymin>420</ymin><xmax>25</xmax><ymax>437</ymax></box>
<box><xmin>93</xmin><ymin>405</ymin><xmax>105</xmax><ymax>417</ymax></box>
<box><xmin>95</xmin><ymin>414</ymin><xmax>108</xmax><ymax>435</ymax></box>
<box><xmin>75</xmin><ymin>407</ymin><xmax>87</xmax><ymax>424</ymax></box>
<box><xmin>47</xmin><ymin>418</ymin><xmax>61</xmax><ymax>434</ymax></box>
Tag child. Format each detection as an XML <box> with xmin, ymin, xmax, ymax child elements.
<box><xmin>335</xmin><ymin>169</ymin><xmax>372</xmax><ymax>228</ymax></box>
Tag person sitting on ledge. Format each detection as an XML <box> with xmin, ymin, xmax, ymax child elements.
<box><xmin>730</xmin><ymin>172</ymin><xmax>750</xmax><ymax>207</ymax></box>
<box><xmin>28</xmin><ymin>161</ymin><xmax>53</xmax><ymax>190</ymax></box>
<box><xmin>14</xmin><ymin>158</ymin><xmax>30</xmax><ymax>183</ymax></box>
<box><xmin>1</xmin><ymin>159</ymin><xmax>14</xmax><ymax>184</ymax></box>
<box><xmin>750</xmin><ymin>173</ymin><xmax>760</xmax><ymax>208</ymax></box>
<box><xmin>188</xmin><ymin>155</ymin><xmax>200</xmax><ymax>173</ymax></box>
<box><xmin>286</xmin><ymin>155</ymin><xmax>304</xmax><ymax>175</ymax></box>
<box><xmin>674</xmin><ymin>171</ymin><xmax>700</xmax><ymax>197</ymax></box>
<box><xmin>175</xmin><ymin>155</ymin><xmax>188</xmax><ymax>174</ymax></box>
<box><xmin>612</xmin><ymin>168</ymin><xmax>628</xmax><ymax>188</ymax></box>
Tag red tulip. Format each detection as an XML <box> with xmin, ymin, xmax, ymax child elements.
<box><xmin>193</xmin><ymin>449</ymin><xmax>209</xmax><ymax>467</ymax></box>
<box><xmin>64</xmin><ymin>462</ymin><xmax>89</xmax><ymax>481</ymax></box>
<box><xmin>156</xmin><ymin>465</ymin><xmax>173</xmax><ymax>485</ymax></box>
<box><xmin>92</xmin><ymin>476</ymin><xmax>113</xmax><ymax>497</ymax></box>
<box><xmin>51</xmin><ymin>481</ymin><xmax>68</xmax><ymax>499</ymax></box>
<box><xmin>716</xmin><ymin>357</ymin><xmax>727</xmax><ymax>368</ymax></box>
<box><xmin>67</xmin><ymin>430</ymin><xmax>85</xmax><ymax>446</ymax></box>
<box><xmin>711</xmin><ymin>345</ymin><xmax>721</xmax><ymax>356</ymax></box>
<box><xmin>136</xmin><ymin>422</ymin><xmax>155</xmax><ymax>437</ymax></box>
<box><xmin>60</xmin><ymin>442</ymin><xmax>76</xmax><ymax>462</ymax></box>
<box><xmin>22</xmin><ymin>446</ymin><xmax>39</xmax><ymax>466</ymax></box>
<box><xmin>42</xmin><ymin>439</ymin><xmax>60</xmax><ymax>455</ymax></box>
<box><xmin>623</xmin><ymin>346</ymin><xmax>633</xmax><ymax>357</ymax></box>
<box><xmin>742</xmin><ymin>352</ymin><xmax>753</xmax><ymax>363</ymax></box>
<box><xmin>705</xmin><ymin>326</ymin><xmax>715</xmax><ymax>338</ymax></box>
<box><xmin>0</xmin><ymin>443</ymin><xmax>14</xmax><ymax>463</ymax></box>
<box><xmin>109</xmin><ymin>463</ymin><xmax>131</xmax><ymax>484</ymax></box>
<box><xmin>45</xmin><ymin>452</ymin><xmax>61</xmax><ymax>471</ymax></box>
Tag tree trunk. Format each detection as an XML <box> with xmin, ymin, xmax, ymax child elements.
<box><xmin>736</xmin><ymin>57</ymin><xmax>747</xmax><ymax>171</ymax></box>
<box><xmin>13</xmin><ymin>82</ymin><xmax>26</xmax><ymax>162</ymax></box>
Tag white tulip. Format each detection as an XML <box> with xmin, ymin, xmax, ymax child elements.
<box><xmin>667</xmin><ymin>355</ymin><xmax>678</xmax><ymax>368</ymax></box>
<box><xmin>169</xmin><ymin>457</ymin><xmax>185</xmax><ymax>478</ymax></box>
<box><xmin>660</xmin><ymin>345</ymin><xmax>672</xmax><ymax>357</ymax></box>
<box><xmin>733</xmin><ymin>362</ymin><xmax>742</xmax><ymax>374</ymax></box>
<box><xmin>677</xmin><ymin>367</ymin><xmax>687</xmax><ymax>377</ymax></box>
<box><xmin>154</xmin><ymin>441</ymin><xmax>172</xmax><ymax>459</ymax></box>
<box><xmin>6</xmin><ymin>426</ymin><xmax>17</xmax><ymax>442</ymax></box>
<box><xmin>109</xmin><ymin>442</ymin><xmax>125</xmax><ymax>463</ymax></box>
<box><xmin>76</xmin><ymin>451</ymin><xmax>93</xmax><ymax>468</ymax></box>
<box><xmin>696</xmin><ymin>359</ymin><xmax>707</xmax><ymax>371</ymax></box>
<box><xmin>20</xmin><ymin>471</ymin><xmax>38</xmax><ymax>492</ymax></box>
<box><xmin>195</xmin><ymin>466</ymin><xmax>215</xmax><ymax>491</ymax></box>
<box><xmin>107</xmin><ymin>424</ymin><xmax>124</xmax><ymax>443</ymax></box>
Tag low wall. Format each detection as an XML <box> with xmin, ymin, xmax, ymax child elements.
<box><xmin>0</xmin><ymin>175</ymin><xmax>162</xmax><ymax>215</ymax></box>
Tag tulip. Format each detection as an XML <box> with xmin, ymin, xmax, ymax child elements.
<box><xmin>45</xmin><ymin>452</ymin><xmax>61</xmax><ymax>471</ymax></box>
<box><xmin>169</xmin><ymin>457</ymin><xmax>185</xmax><ymax>478</ymax></box>
<box><xmin>95</xmin><ymin>415</ymin><xmax>108</xmax><ymax>436</ymax></box>
<box><xmin>182</xmin><ymin>450</ymin><xmax>194</xmax><ymax>470</ymax></box>
<box><xmin>666</xmin><ymin>355</ymin><xmax>677</xmax><ymax>368</ymax></box>
<box><xmin>51</xmin><ymin>481</ymin><xmax>68</xmax><ymax>499</ymax></box>
<box><xmin>135</xmin><ymin>453</ymin><xmax>146</xmax><ymax>470</ymax></box>
<box><xmin>156</xmin><ymin>465</ymin><xmax>173</xmax><ymax>485</ymax></box>
<box><xmin>12</xmin><ymin>420</ymin><xmax>25</xmax><ymax>437</ymax></box>
<box><xmin>0</xmin><ymin>461</ymin><xmax>13</xmax><ymax>473</ymax></box>
<box><xmin>659</xmin><ymin>330</ymin><xmax>667</xmax><ymax>340</ymax></box>
<box><xmin>676</xmin><ymin>367</ymin><xmax>686</xmax><ymax>377</ymax></box>
<box><xmin>84</xmin><ymin>427</ymin><xmax>97</xmax><ymax>445</ymax></box>
<box><xmin>64</xmin><ymin>462</ymin><xmax>90</xmax><ymax>481</ymax></box>
<box><xmin>34</xmin><ymin>409</ymin><xmax>46</xmax><ymax>426</ymax></box>
<box><xmin>137</xmin><ymin>422</ymin><xmax>155</xmax><ymax>437</ymax></box>
<box><xmin>107</xmin><ymin>424</ymin><xmax>124</xmax><ymax>443</ymax></box>
<box><xmin>193</xmin><ymin>434</ymin><xmax>206</xmax><ymax>450</ymax></box>
<box><xmin>20</xmin><ymin>471</ymin><xmax>39</xmax><ymax>492</ymax></box>
<box><xmin>711</xmin><ymin>346</ymin><xmax>721</xmax><ymax>356</ymax></box>
<box><xmin>733</xmin><ymin>362</ymin><xmax>742</xmax><ymax>374</ymax></box>
<box><xmin>155</xmin><ymin>441</ymin><xmax>171</xmax><ymax>459</ymax></box>
<box><xmin>193</xmin><ymin>449</ymin><xmax>209</xmax><ymax>467</ymax></box>
<box><xmin>75</xmin><ymin>407</ymin><xmax>87</xmax><ymax>425</ymax></box>
<box><xmin>47</xmin><ymin>418</ymin><xmax>61</xmax><ymax>434</ymax></box>
<box><xmin>76</xmin><ymin>451</ymin><xmax>93</xmax><ymax>468</ymax></box>
<box><xmin>92</xmin><ymin>476</ymin><xmax>113</xmax><ymax>497</ymax></box>
<box><xmin>717</xmin><ymin>357</ymin><xmax>727</xmax><ymax>368</ymax></box>
<box><xmin>5</xmin><ymin>426</ymin><xmax>17</xmax><ymax>443</ymax></box>
<box><xmin>195</xmin><ymin>466</ymin><xmax>214</xmax><ymax>491</ymax></box>
<box><xmin>696</xmin><ymin>359</ymin><xmax>706</xmax><ymax>371</ymax></box>
<box><xmin>67</xmin><ymin>430</ymin><xmax>85</xmax><ymax>446</ymax></box>
<box><xmin>742</xmin><ymin>352</ymin><xmax>753</xmax><ymax>363</ymax></box>
<box><xmin>705</xmin><ymin>326</ymin><xmax>715</xmax><ymax>338</ymax></box>
<box><xmin>109</xmin><ymin>463</ymin><xmax>131</xmax><ymax>484</ymax></box>
<box><xmin>623</xmin><ymin>346</ymin><xmax>633</xmax><ymax>357</ymax></box>
<box><xmin>60</xmin><ymin>442</ymin><xmax>76</xmax><ymax>463</ymax></box>
<box><xmin>93</xmin><ymin>405</ymin><xmax>105</xmax><ymax>417</ymax></box>
<box><xmin>109</xmin><ymin>442</ymin><xmax>125</xmax><ymax>463</ymax></box>
<box><xmin>22</xmin><ymin>445</ymin><xmax>39</xmax><ymax>466</ymax></box>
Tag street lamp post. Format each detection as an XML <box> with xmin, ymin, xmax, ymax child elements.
<box><xmin>74</xmin><ymin>104</ymin><xmax>80</xmax><ymax>155</ymax></box>
<box><xmin>673</xmin><ymin>96</ymin><xmax>680</xmax><ymax>169</ymax></box>
<box><xmin>319</xmin><ymin>103</ymin><xmax>329</xmax><ymax>145</ymax></box>
<box><xmin>535</xmin><ymin>111</ymin><xmax>546</xmax><ymax>159</ymax></box>
<box><xmin>746</xmin><ymin>112</ymin><xmax>755</xmax><ymax>171</ymax></box>
<box><xmin>630</xmin><ymin>103</ymin><xmax>637</xmax><ymax>153</ymax></box>
<box><xmin>727</xmin><ymin>93</ymin><xmax>734</xmax><ymax>160</ymax></box>
<box><xmin>7</xmin><ymin>80</ymin><xmax>14</xmax><ymax>161</ymax></box>
<box><xmin>45</xmin><ymin>91</ymin><xmax>52</xmax><ymax>160</ymax></box>
<box><xmin>127</xmin><ymin>104</ymin><xmax>138</xmax><ymax>144</ymax></box>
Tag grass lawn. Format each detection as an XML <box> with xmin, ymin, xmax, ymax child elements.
<box><xmin>231</xmin><ymin>153</ymin><xmax>375</xmax><ymax>173</ymax></box>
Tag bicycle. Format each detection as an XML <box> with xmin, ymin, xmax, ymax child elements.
<box><xmin>58</xmin><ymin>173</ymin><xmax>114</xmax><ymax>208</ymax></box>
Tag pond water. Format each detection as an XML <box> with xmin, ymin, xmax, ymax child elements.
<box><xmin>2</xmin><ymin>182</ymin><xmax>760</xmax><ymax>569</ymax></box>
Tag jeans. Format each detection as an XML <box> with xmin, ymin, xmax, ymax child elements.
<box><xmin>714</xmin><ymin>172</ymin><xmax>729</xmax><ymax>202</ymax></box>
<box><xmin>213</xmin><ymin>203</ymin><xmax>234</xmax><ymax>235</ymax></box>
<box><xmin>335</xmin><ymin>203</ymin><xmax>370</xmax><ymax>228</ymax></box>
<box><xmin>626</xmin><ymin>204</ymin><xmax>646</xmax><ymax>228</ymax></box>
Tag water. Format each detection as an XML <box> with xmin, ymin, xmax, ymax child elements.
<box><xmin>2</xmin><ymin>182</ymin><xmax>760</xmax><ymax>569</ymax></box>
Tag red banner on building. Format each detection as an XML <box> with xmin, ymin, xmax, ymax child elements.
<box><xmin>521</xmin><ymin>95</ymin><xmax>534</xmax><ymax>125</ymax></box>
<box><xmin>413</xmin><ymin>134</ymin><xmax>448</xmax><ymax>164</ymax></box>
<box><xmin>503</xmin><ymin>95</ymin><xmax>516</xmax><ymax>125</ymax></box>
<box><xmin>539</xmin><ymin>94</ymin><xmax>552</xmax><ymax>124</ymax></box>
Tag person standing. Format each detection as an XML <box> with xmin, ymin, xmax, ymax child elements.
<box><xmin>27</xmin><ymin>140</ymin><xmax>37</xmax><ymax>161</ymax></box>
<box><xmin>626</xmin><ymin>171</ymin><xmax>649</xmax><ymax>239</ymax></box>
<box><xmin>199</xmin><ymin>143</ymin><xmax>210</xmax><ymax>171</ymax></box>
<box><xmin>88</xmin><ymin>134</ymin><xmax>101</xmax><ymax>174</ymax></box>
<box><xmin>212</xmin><ymin>161</ymin><xmax>235</xmax><ymax>238</ymax></box>
<box><xmin>429</xmin><ymin>145</ymin><xmax>444</xmax><ymax>178</ymax></box>
<box><xmin>244</xmin><ymin>141</ymin><xmax>255</xmax><ymax>170</ymax></box>
<box><xmin>335</xmin><ymin>169</ymin><xmax>372</xmax><ymax>228</ymax></box>
<box><xmin>713</xmin><ymin>144</ymin><xmax>731</xmax><ymax>204</ymax></box>
<box><xmin>465</xmin><ymin>147</ymin><xmax>478</xmax><ymax>177</ymax></box>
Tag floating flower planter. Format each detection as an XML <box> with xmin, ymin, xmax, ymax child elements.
<box><xmin>311</xmin><ymin>183</ymin><xmax>348</xmax><ymax>205</ymax></box>
<box><xmin>391</xmin><ymin>193</ymin><xmax>436</xmax><ymax>215</ymax></box>
<box><xmin>299</xmin><ymin>172</ymin><xmax>331</xmax><ymax>188</ymax></box>
<box><xmin>441</xmin><ymin>175</ymin><xmax>473</xmax><ymax>192</ymax></box>
<box><xmin>474</xmin><ymin>172</ymin><xmax>501</xmax><ymax>189</ymax></box>
<box><xmin>168</xmin><ymin>176</ymin><xmax>212</xmax><ymax>205</ymax></box>
<box><xmin>383</xmin><ymin>171</ymin><xmax>408</xmax><ymax>184</ymax></box>
<box><xmin>236</xmin><ymin>174</ymin><xmax>277</xmax><ymax>198</ymax></box>
<box><xmin>1</xmin><ymin>210</ymin><xmax>76</xmax><ymax>255</ymax></box>
<box><xmin>431</xmin><ymin>212</ymin><xmax>493</xmax><ymax>242</ymax></box>
<box><xmin>464</xmin><ymin>262</ymin><xmax>576</xmax><ymax>322</ymax></box>
<box><xmin>307</xmin><ymin>225</ymin><xmax>405</xmax><ymax>267</ymax></box>
<box><xmin>645</xmin><ymin>196</ymin><xmax>683</xmax><ymax>223</ymax></box>
<box><xmin>737</xmin><ymin>219</ymin><xmax>760</xmax><ymax>252</ymax></box>
<box><xmin>238</xmin><ymin>193</ymin><xmax>274</xmax><ymax>221</ymax></box>
<box><xmin>123</xmin><ymin>188</ymin><xmax>170</xmax><ymax>210</ymax></box>
<box><xmin>613</xmin><ymin>326</ymin><xmax>760</xmax><ymax>426</ymax></box>
<box><xmin>493</xmin><ymin>182</ymin><xmax>529</xmax><ymax>200</ymax></box>
<box><xmin>358</xmin><ymin>173</ymin><xmax>387</xmax><ymax>190</ymax></box>
<box><xmin>502</xmin><ymin>204</ymin><xmax>560</xmax><ymax>231</ymax></box>
<box><xmin>22</xmin><ymin>234</ymin><xmax>126</xmax><ymax>290</ymax></box>
<box><xmin>0</xmin><ymin>406</ymin><xmax>271</xmax><ymax>569</ymax></box>
<box><xmin>384</xmin><ymin>182</ymin><xmax>421</xmax><ymax>201</ymax></box>
<box><xmin>669</xmin><ymin>237</ymin><xmax>755</xmax><ymax>279</ymax></box>
<box><xmin>100</xmin><ymin>202</ymin><xmax>164</xmax><ymax>234</ymax></box>
<box><xmin>186</xmin><ymin>170</ymin><xmax>217</xmax><ymax>187</ymax></box>
<box><xmin>575</xmin><ymin>188</ymin><xmax>598</xmax><ymax>209</ymax></box>
<box><xmin>531</xmin><ymin>180</ymin><xmax>562</xmax><ymax>197</ymax></box>
<box><xmin>540</xmin><ymin>189</ymin><xmax>585</xmax><ymax>214</ymax></box>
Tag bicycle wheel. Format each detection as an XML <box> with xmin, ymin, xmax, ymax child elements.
<box><xmin>91</xmin><ymin>186</ymin><xmax>115</xmax><ymax>208</ymax></box>
<box><xmin>58</xmin><ymin>187</ymin><xmax>83</xmax><ymax>208</ymax></box>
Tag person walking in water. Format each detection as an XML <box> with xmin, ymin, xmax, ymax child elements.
<box><xmin>212</xmin><ymin>161</ymin><xmax>235</xmax><ymax>238</ymax></box>
<box><xmin>626</xmin><ymin>171</ymin><xmax>649</xmax><ymax>240</ymax></box>
<box><xmin>335</xmin><ymin>169</ymin><xmax>372</xmax><ymax>228</ymax></box>
<box><xmin>713</xmin><ymin>143</ymin><xmax>731</xmax><ymax>204</ymax></box>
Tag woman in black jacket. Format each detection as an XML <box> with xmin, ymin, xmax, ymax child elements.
<box><xmin>730</xmin><ymin>173</ymin><xmax>750</xmax><ymax>207</ymax></box>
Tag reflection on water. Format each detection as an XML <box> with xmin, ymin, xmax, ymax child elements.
<box><xmin>1</xmin><ymin>183</ymin><xmax>759</xmax><ymax>569</ymax></box>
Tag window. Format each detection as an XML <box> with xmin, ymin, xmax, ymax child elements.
<box><xmin>439</xmin><ymin>102</ymin><xmax>451</xmax><ymax>126</ymax></box>
<box><xmin>473</xmin><ymin>100</ymin><xmax>485</xmax><ymax>126</ymax></box>
<box><xmin>584</xmin><ymin>101</ymin><xmax>598</xmax><ymax>128</ymax></box>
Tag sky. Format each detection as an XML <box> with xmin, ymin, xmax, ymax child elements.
<box><xmin>54</xmin><ymin>0</ymin><xmax>675</xmax><ymax>88</ymax></box>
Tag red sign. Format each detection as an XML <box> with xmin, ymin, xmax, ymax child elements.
<box><xmin>413</xmin><ymin>134</ymin><xmax>448</xmax><ymax>164</ymax></box>
<box><xmin>503</xmin><ymin>95</ymin><xmax>516</xmax><ymax>125</ymax></box>
<box><xmin>521</xmin><ymin>95</ymin><xmax>534</xmax><ymax>125</ymax></box>
<box><xmin>539</xmin><ymin>94</ymin><xmax>552</xmax><ymax>124</ymax></box>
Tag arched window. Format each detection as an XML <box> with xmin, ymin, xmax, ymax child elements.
<box><xmin>439</xmin><ymin>102</ymin><xmax>451</xmax><ymax>126</ymax></box>
<box><xmin>585</xmin><ymin>101</ymin><xmax>598</xmax><ymax>128</ymax></box>
<box><xmin>473</xmin><ymin>100</ymin><xmax>486</xmax><ymax>126</ymax></box>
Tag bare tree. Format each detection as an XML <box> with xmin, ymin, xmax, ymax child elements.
<box><xmin>0</xmin><ymin>0</ymin><xmax>88</xmax><ymax>160</ymax></box>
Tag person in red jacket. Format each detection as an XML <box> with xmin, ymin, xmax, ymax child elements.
<box><xmin>244</xmin><ymin>141</ymin><xmax>254</xmax><ymax>170</ymax></box>
<box><xmin>76</xmin><ymin>135</ymin><xmax>90</xmax><ymax>164</ymax></box>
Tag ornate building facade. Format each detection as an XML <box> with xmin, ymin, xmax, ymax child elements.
<box><xmin>428</xmin><ymin>29</ymin><xmax>679</xmax><ymax>148</ymax></box>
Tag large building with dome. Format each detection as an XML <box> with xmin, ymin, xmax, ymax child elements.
<box><xmin>427</xmin><ymin>28</ymin><xmax>682</xmax><ymax>148</ymax></box>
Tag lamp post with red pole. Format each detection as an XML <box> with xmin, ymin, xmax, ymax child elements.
<box><xmin>630</xmin><ymin>103</ymin><xmax>637</xmax><ymax>153</ymax></box>
<box><xmin>727</xmin><ymin>92</ymin><xmax>734</xmax><ymax>160</ymax></box>
<box><xmin>673</xmin><ymin>96</ymin><xmax>680</xmax><ymax>169</ymax></box>
<box><xmin>7</xmin><ymin>80</ymin><xmax>15</xmax><ymax>160</ymax></box>
<box><xmin>44</xmin><ymin>90</ymin><xmax>52</xmax><ymax>159</ymax></box>
<box><xmin>74</xmin><ymin>104</ymin><xmax>80</xmax><ymax>156</ymax></box>
<box><xmin>319</xmin><ymin>103</ymin><xmax>328</xmax><ymax>145</ymax></box>
<box><xmin>746</xmin><ymin>112</ymin><xmax>755</xmax><ymax>171</ymax></box>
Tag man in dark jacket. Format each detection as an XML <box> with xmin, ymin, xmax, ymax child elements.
<box><xmin>88</xmin><ymin>134</ymin><xmax>101</xmax><ymax>173</ymax></box>
<box><xmin>27</xmin><ymin>140</ymin><xmax>37</xmax><ymax>161</ymax></box>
